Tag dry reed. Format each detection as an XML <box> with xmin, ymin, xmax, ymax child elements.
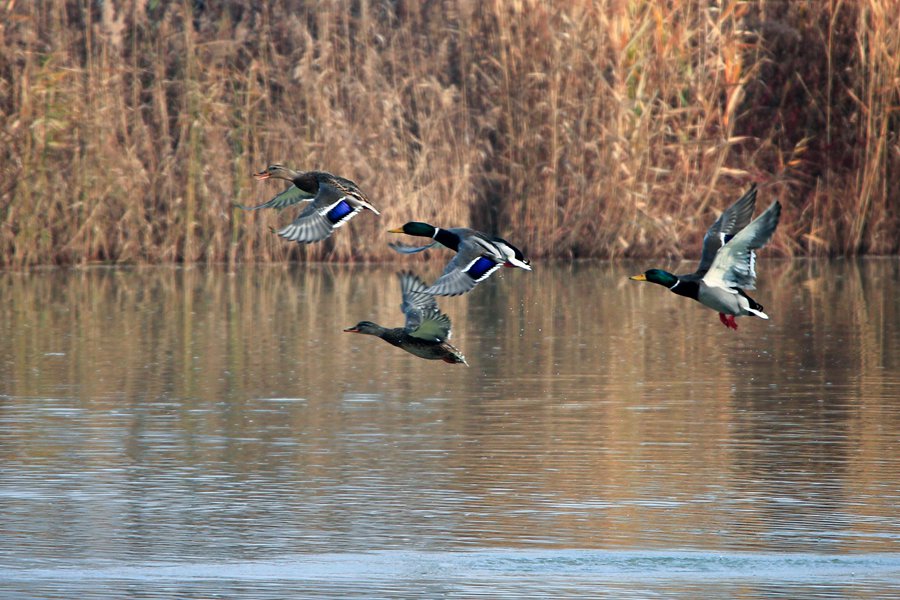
<box><xmin>0</xmin><ymin>0</ymin><xmax>897</xmax><ymax>266</ymax></box>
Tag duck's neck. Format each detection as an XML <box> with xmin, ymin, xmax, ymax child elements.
<box><xmin>378</xmin><ymin>327</ymin><xmax>407</xmax><ymax>347</ymax></box>
<box><xmin>668</xmin><ymin>278</ymin><xmax>699</xmax><ymax>300</ymax></box>
<box><xmin>432</xmin><ymin>228</ymin><xmax>461</xmax><ymax>251</ymax></box>
<box><xmin>644</xmin><ymin>270</ymin><xmax>699</xmax><ymax>300</ymax></box>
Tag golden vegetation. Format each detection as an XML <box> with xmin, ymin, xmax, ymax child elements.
<box><xmin>1</xmin><ymin>1</ymin><xmax>898</xmax><ymax>266</ymax></box>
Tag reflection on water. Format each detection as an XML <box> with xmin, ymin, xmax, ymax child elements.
<box><xmin>0</xmin><ymin>260</ymin><xmax>898</xmax><ymax>598</ymax></box>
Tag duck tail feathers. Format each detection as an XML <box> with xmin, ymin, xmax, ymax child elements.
<box><xmin>737</xmin><ymin>289</ymin><xmax>764</xmax><ymax>311</ymax></box>
<box><xmin>737</xmin><ymin>289</ymin><xmax>768</xmax><ymax>319</ymax></box>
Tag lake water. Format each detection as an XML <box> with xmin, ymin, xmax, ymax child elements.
<box><xmin>1</xmin><ymin>260</ymin><xmax>898</xmax><ymax>598</ymax></box>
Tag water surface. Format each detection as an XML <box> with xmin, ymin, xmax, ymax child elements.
<box><xmin>1</xmin><ymin>260</ymin><xmax>898</xmax><ymax>598</ymax></box>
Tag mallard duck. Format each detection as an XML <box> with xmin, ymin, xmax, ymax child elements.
<box><xmin>344</xmin><ymin>271</ymin><xmax>468</xmax><ymax>365</ymax></box>
<box><xmin>235</xmin><ymin>164</ymin><xmax>379</xmax><ymax>243</ymax></box>
<box><xmin>629</xmin><ymin>186</ymin><xmax>781</xmax><ymax>330</ymax></box>
<box><xmin>387</xmin><ymin>222</ymin><xmax>531</xmax><ymax>296</ymax></box>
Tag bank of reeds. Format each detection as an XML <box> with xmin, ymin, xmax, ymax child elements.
<box><xmin>1</xmin><ymin>1</ymin><xmax>897</xmax><ymax>266</ymax></box>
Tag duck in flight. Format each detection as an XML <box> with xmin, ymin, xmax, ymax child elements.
<box><xmin>344</xmin><ymin>271</ymin><xmax>468</xmax><ymax>365</ymax></box>
<box><xmin>236</xmin><ymin>165</ymin><xmax>379</xmax><ymax>244</ymax></box>
<box><xmin>629</xmin><ymin>185</ymin><xmax>781</xmax><ymax>330</ymax></box>
<box><xmin>388</xmin><ymin>222</ymin><xmax>531</xmax><ymax>296</ymax></box>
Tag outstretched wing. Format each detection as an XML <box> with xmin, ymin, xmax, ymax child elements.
<box><xmin>388</xmin><ymin>241</ymin><xmax>439</xmax><ymax>254</ymax></box>
<box><xmin>412</xmin><ymin>310</ymin><xmax>453</xmax><ymax>342</ymax></box>
<box><xmin>696</xmin><ymin>184</ymin><xmax>758</xmax><ymax>276</ymax></box>
<box><xmin>400</xmin><ymin>271</ymin><xmax>439</xmax><ymax>324</ymax></box>
<box><xmin>425</xmin><ymin>238</ymin><xmax>503</xmax><ymax>296</ymax></box>
<box><xmin>398</xmin><ymin>271</ymin><xmax>451</xmax><ymax>341</ymax></box>
<box><xmin>276</xmin><ymin>182</ymin><xmax>363</xmax><ymax>244</ymax></box>
<box><xmin>234</xmin><ymin>184</ymin><xmax>315</xmax><ymax>211</ymax></box>
<box><xmin>703</xmin><ymin>200</ymin><xmax>781</xmax><ymax>291</ymax></box>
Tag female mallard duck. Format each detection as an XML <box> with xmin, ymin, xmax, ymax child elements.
<box><xmin>387</xmin><ymin>222</ymin><xmax>531</xmax><ymax>296</ymax></box>
<box><xmin>236</xmin><ymin>164</ymin><xmax>379</xmax><ymax>243</ymax></box>
<box><xmin>629</xmin><ymin>185</ymin><xmax>781</xmax><ymax>330</ymax></box>
<box><xmin>344</xmin><ymin>271</ymin><xmax>468</xmax><ymax>365</ymax></box>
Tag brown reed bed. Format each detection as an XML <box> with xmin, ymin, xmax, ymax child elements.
<box><xmin>0</xmin><ymin>1</ymin><xmax>897</xmax><ymax>267</ymax></box>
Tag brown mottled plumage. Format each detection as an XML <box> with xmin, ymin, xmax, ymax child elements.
<box><xmin>344</xmin><ymin>272</ymin><xmax>467</xmax><ymax>365</ymax></box>
<box><xmin>236</xmin><ymin>164</ymin><xmax>379</xmax><ymax>244</ymax></box>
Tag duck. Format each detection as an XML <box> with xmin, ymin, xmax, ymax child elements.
<box><xmin>344</xmin><ymin>271</ymin><xmax>468</xmax><ymax>365</ymax></box>
<box><xmin>387</xmin><ymin>222</ymin><xmax>531</xmax><ymax>296</ymax></box>
<box><xmin>629</xmin><ymin>185</ymin><xmax>781</xmax><ymax>330</ymax></box>
<box><xmin>235</xmin><ymin>164</ymin><xmax>379</xmax><ymax>244</ymax></box>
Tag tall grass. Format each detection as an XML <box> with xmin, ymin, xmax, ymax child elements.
<box><xmin>1</xmin><ymin>1</ymin><xmax>897</xmax><ymax>266</ymax></box>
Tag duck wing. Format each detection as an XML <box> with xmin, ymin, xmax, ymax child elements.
<box><xmin>399</xmin><ymin>271</ymin><xmax>451</xmax><ymax>341</ymax></box>
<box><xmin>425</xmin><ymin>237</ymin><xmax>503</xmax><ymax>296</ymax></box>
<box><xmin>388</xmin><ymin>241</ymin><xmax>439</xmax><ymax>254</ymax></box>
<box><xmin>695</xmin><ymin>184</ymin><xmax>758</xmax><ymax>276</ymax></box>
<box><xmin>326</xmin><ymin>176</ymin><xmax>380</xmax><ymax>215</ymax></box>
<box><xmin>702</xmin><ymin>200</ymin><xmax>781</xmax><ymax>291</ymax></box>
<box><xmin>411</xmin><ymin>310</ymin><xmax>453</xmax><ymax>342</ymax></box>
<box><xmin>276</xmin><ymin>182</ymin><xmax>363</xmax><ymax>244</ymax></box>
<box><xmin>400</xmin><ymin>271</ymin><xmax>439</xmax><ymax>320</ymax></box>
<box><xmin>234</xmin><ymin>184</ymin><xmax>315</xmax><ymax>211</ymax></box>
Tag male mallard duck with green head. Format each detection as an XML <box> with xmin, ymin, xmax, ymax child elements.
<box><xmin>344</xmin><ymin>271</ymin><xmax>468</xmax><ymax>365</ymax></box>
<box><xmin>630</xmin><ymin>185</ymin><xmax>781</xmax><ymax>330</ymax></box>
<box><xmin>236</xmin><ymin>164</ymin><xmax>379</xmax><ymax>243</ymax></box>
<box><xmin>388</xmin><ymin>222</ymin><xmax>531</xmax><ymax>296</ymax></box>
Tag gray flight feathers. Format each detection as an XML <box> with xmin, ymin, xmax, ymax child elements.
<box><xmin>388</xmin><ymin>241</ymin><xmax>439</xmax><ymax>254</ymax></box>
<box><xmin>703</xmin><ymin>200</ymin><xmax>781</xmax><ymax>291</ymax></box>
<box><xmin>398</xmin><ymin>271</ymin><xmax>453</xmax><ymax>341</ymax></box>
<box><xmin>280</xmin><ymin>181</ymin><xmax>377</xmax><ymax>244</ymax></box>
<box><xmin>239</xmin><ymin>172</ymin><xmax>379</xmax><ymax>244</ymax></box>
<box><xmin>426</xmin><ymin>236</ymin><xmax>504</xmax><ymax>296</ymax></box>
<box><xmin>695</xmin><ymin>184</ymin><xmax>758</xmax><ymax>277</ymax></box>
<box><xmin>276</xmin><ymin>190</ymin><xmax>361</xmax><ymax>244</ymax></box>
<box><xmin>275</xmin><ymin>203</ymin><xmax>345</xmax><ymax>242</ymax></box>
<box><xmin>233</xmin><ymin>184</ymin><xmax>315</xmax><ymax>211</ymax></box>
<box><xmin>388</xmin><ymin>224</ymin><xmax>530</xmax><ymax>296</ymax></box>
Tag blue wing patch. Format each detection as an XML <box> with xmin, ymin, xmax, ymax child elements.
<box><xmin>326</xmin><ymin>200</ymin><xmax>353</xmax><ymax>224</ymax></box>
<box><xmin>465</xmin><ymin>256</ymin><xmax>498</xmax><ymax>280</ymax></box>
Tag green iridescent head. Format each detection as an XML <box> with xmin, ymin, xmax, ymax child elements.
<box><xmin>629</xmin><ymin>268</ymin><xmax>678</xmax><ymax>288</ymax></box>
<box><xmin>388</xmin><ymin>222</ymin><xmax>436</xmax><ymax>238</ymax></box>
